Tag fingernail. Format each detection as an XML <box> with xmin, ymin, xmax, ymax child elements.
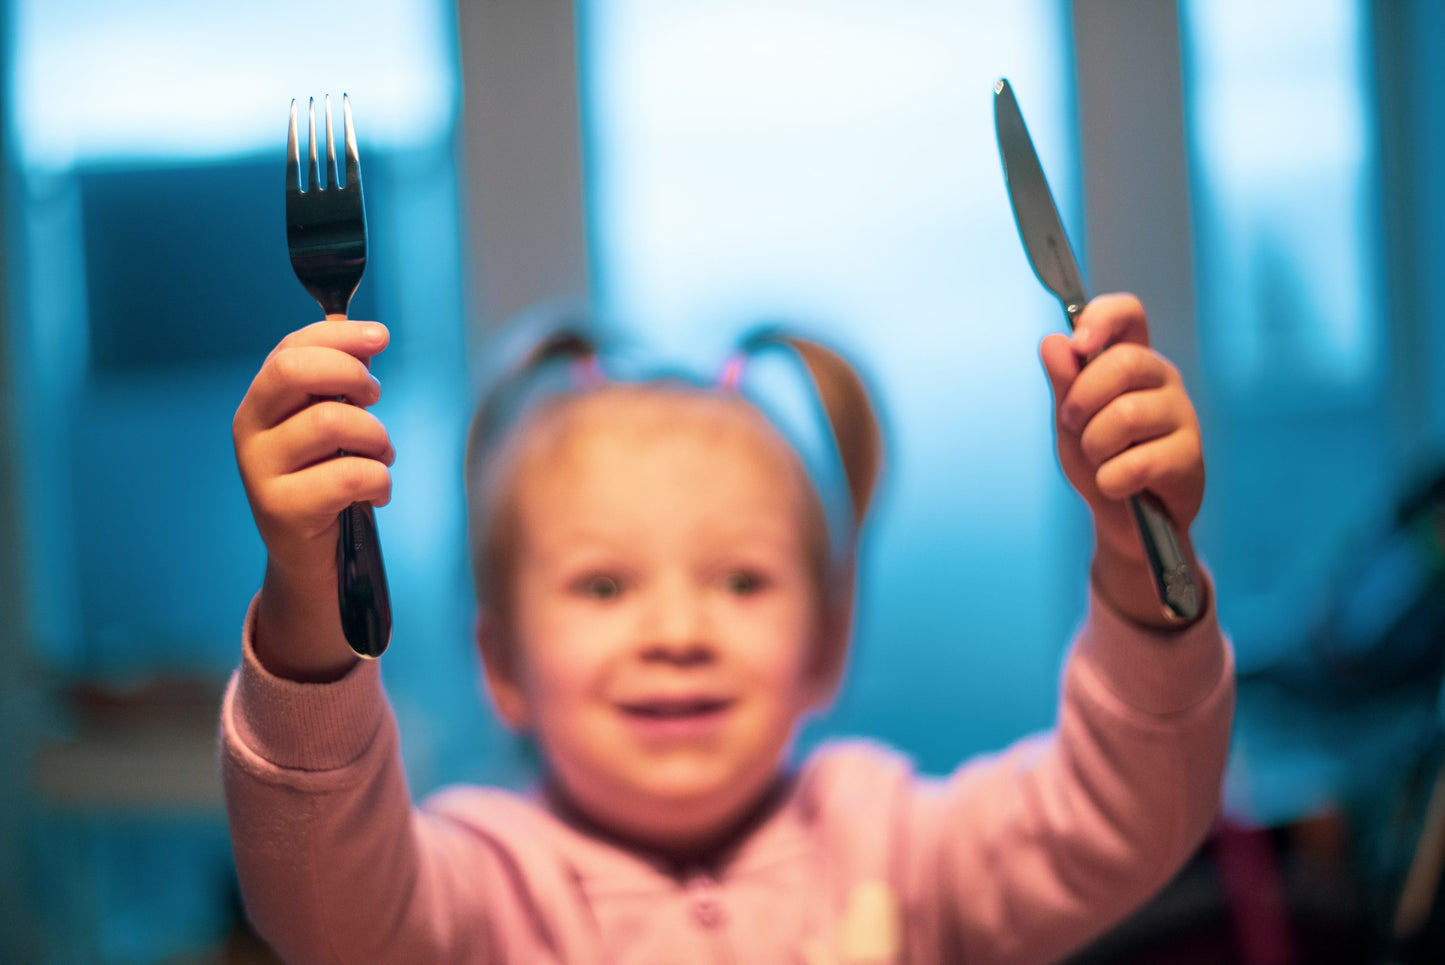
<box><xmin>362</xmin><ymin>322</ymin><xmax>385</xmax><ymax>342</ymax></box>
<box><xmin>369</xmin><ymin>373</ymin><xmax>382</xmax><ymax>396</ymax></box>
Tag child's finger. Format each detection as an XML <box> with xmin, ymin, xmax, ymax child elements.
<box><xmin>268</xmin><ymin>456</ymin><xmax>394</xmax><ymax>520</ymax></box>
<box><xmin>1039</xmin><ymin>332</ymin><xmax>1082</xmax><ymax>406</ymax></box>
<box><xmin>1071</xmin><ymin>293</ymin><xmax>1149</xmax><ymax>358</ymax></box>
<box><xmin>1057</xmin><ymin>343</ymin><xmax>1174</xmax><ymax>435</ymax></box>
<box><xmin>1077</xmin><ymin>388</ymin><xmax>1179</xmax><ymax>469</ymax></box>
<box><xmin>1094</xmin><ymin>430</ymin><xmax>1199</xmax><ymax>505</ymax></box>
<box><xmin>274</xmin><ymin>318</ymin><xmax>389</xmax><ymax>359</ymax></box>
<box><xmin>245</xmin><ymin>346</ymin><xmax>382</xmax><ymax>429</ymax></box>
<box><xmin>254</xmin><ymin>402</ymin><xmax>396</xmax><ymax>477</ymax></box>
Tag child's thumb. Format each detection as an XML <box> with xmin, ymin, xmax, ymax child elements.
<box><xmin>1039</xmin><ymin>333</ymin><xmax>1080</xmax><ymax>409</ymax></box>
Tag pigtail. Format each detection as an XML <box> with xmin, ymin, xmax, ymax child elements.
<box><xmin>734</xmin><ymin>327</ymin><xmax>884</xmax><ymax>539</ymax></box>
<box><xmin>465</xmin><ymin>306</ymin><xmax>602</xmax><ymax>478</ymax></box>
<box><xmin>464</xmin><ymin>306</ymin><xmax>604</xmax><ymax>610</ymax></box>
<box><xmin>730</xmin><ymin>326</ymin><xmax>883</xmax><ymax>695</ymax></box>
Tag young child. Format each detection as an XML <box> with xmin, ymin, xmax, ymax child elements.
<box><xmin>224</xmin><ymin>294</ymin><xmax>1234</xmax><ymax>964</ymax></box>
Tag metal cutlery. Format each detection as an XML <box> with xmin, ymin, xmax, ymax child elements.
<box><xmin>993</xmin><ymin>78</ymin><xmax>1200</xmax><ymax>623</ymax></box>
<box><xmin>286</xmin><ymin>94</ymin><xmax>392</xmax><ymax>657</ymax></box>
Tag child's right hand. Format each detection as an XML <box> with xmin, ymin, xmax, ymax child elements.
<box><xmin>232</xmin><ymin>320</ymin><xmax>394</xmax><ymax>640</ymax></box>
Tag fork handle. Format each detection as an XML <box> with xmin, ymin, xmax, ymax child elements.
<box><xmin>327</xmin><ymin>312</ymin><xmax>391</xmax><ymax>658</ymax></box>
<box><xmin>337</xmin><ymin>500</ymin><xmax>391</xmax><ymax>658</ymax></box>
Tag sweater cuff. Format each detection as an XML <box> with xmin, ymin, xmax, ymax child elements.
<box><xmin>223</xmin><ymin>593</ymin><xmax>386</xmax><ymax>772</ymax></box>
<box><xmin>1076</xmin><ymin>569</ymin><xmax>1229</xmax><ymax>717</ymax></box>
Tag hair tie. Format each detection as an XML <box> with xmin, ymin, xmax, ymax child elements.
<box><xmin>570</xmin><ymin>354</ymin><xmax>607</xmax><ymax>388</ymax></box>
<box><xmin>716</xmin><ymin>354</ymin><xmax>747</xmax><ymax>391</ymax></box>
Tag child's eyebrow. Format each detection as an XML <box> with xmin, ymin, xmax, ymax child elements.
<box><xmin>528</xmin><ymin>518</ymin><xmax>806</xmax><ymax>555</ymax></box>
<box><xmin>524</xmin><ymin>526</ymin><xmax>629</xmax><ymax>556</ymax></box>
<box><xmin>695</xmin><ymin>518</ymin><xmax>811</xmax><ymax>552</ymax></box>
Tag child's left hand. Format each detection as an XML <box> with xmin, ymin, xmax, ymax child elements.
<box><xmin>1039</xmin><ymin>293</ymin><xmax>1205</xmax><ymax>626</ymax></box>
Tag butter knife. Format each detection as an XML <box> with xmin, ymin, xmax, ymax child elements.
<box><xmin>993</xmin><ymin>77</ymin><xmax>1200</xmax><ymax>623</ymax></box>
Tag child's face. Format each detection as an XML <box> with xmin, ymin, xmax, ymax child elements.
<box><xmin>481</xmin><ymin>389</ymin><xmax>832</xmax><ymax>856</ymax></box>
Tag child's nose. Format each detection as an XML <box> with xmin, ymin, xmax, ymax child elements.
<box><xmin>639</xmin><ymin>639</ymin><xmax>713</xmax><ymax>667</ymax></box>
<box><xmin>637</xmin><ymin>582</ymin><xmax>713</xmax><ymax>666</ymax></box>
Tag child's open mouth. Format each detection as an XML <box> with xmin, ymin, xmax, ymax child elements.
<box><xmin>616</xmin><ymin>697</ymin><xmax>735</xmax><ymax>739</ymax></box>
<box><xmin>620</xmin><ymin>698</ymin><xmax>732</xmax><ymax>718</ymax></box>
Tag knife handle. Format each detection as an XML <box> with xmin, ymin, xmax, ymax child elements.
<box><xmin>337</xmin><ymin>500</ymin><xmax>392</xmax><ymax>658</ymax></box>
<box><xmin>1064</xmin><ymin>303</ymin><xmax>1200</xmax><ymax>623</ymax></box>
<box><xmin>1129</xmin><ymin>492</ymin><xmax>1201</xmax><ymax>623</ymax></box>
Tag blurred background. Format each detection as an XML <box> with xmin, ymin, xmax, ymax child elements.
<box><xmin>2</xmin><ymin>0</ymin><xmax>1444</xmax><ymax>962</ymax></box>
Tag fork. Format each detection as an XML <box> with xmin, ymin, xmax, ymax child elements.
<box><xmin>286</xmin><ymin>94</ymin><xmax>391</xmax><ymax>658</ymax></box>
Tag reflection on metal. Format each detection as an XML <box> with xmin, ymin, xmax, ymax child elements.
<box><xmin>994</xmin><ymin>78</ymin><xmax>1200</xmax><ymax>623</ymax></box>
<box><xmin>285</xmin><ymin>94</ymin><xmax>391</xmax><ymax>659</ymax></box>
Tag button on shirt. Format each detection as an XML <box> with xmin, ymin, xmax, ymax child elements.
<box><xmin>685</xmin><ymin>873</ymin><xmax>727</xmax><ymax>929</ymax></box>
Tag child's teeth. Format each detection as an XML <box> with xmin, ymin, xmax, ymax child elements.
<box><xmin>636</xmin><ymin>700</ymin><xmax>720</xmax><ymax>718</ymax></box>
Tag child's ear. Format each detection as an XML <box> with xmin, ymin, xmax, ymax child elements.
<box><xmin>476</xmin><ymin>610</ymin><xmax>532</xmax><ymax>731</ymax></box>
<box><xmin>807</xmin><ymin>579</ymin><xmax>856</xmax><ymax>710</ymax></box>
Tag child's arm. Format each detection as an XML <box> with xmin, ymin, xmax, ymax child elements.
<box><xmin>1038</xmin><ymin>294</ymin><xmax>1206</xmax><ymax>629</ymax></box>
<box><xmin>226</xmin><ymin>323</ymin><xmax>519</xmax><ymax>960</ymax></box>
<box><xmin>231</xmin><ymin>319</ymin><xmax>393</xmax><ymax>681</ymax></box>
<box><xmin>898</xmin><ymin>587</ymin><xmax>1232</xmax><ymax>965</ymax></box>
<box><xmin>811</xmin><ymin>306</ymin><xmax>1225</xmax><ymax>962</ymax></box>
<box><xmin>904</xmin><ymin>294</ymin><xmax>1227</xmax><ymax>960</ymax></box>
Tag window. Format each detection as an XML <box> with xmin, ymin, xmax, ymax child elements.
<box><xmin>582</xmin><ymin>0</ymin><xmax>1081</xmax><ymax>764</ymax></box>
<box><xmin>6</xmin><ymin>0</ymin><xmax>468</xmax><ymax>679</ymax></box>
<box><xmin>1183</xmin><ymin>0</ymin><xmax>1379</xmax><ymax>404</ymax></box>
<box><xmin>1181</xmin><ymin>0</ymin><xmax>1399</xmax><ymax>675</ymax></box>
<box><xmin>3</xmin><ymin>3</ymin><xmax>480</xmax><ymax>959</ymax></box>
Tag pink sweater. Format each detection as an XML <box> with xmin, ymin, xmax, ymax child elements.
<box><xmin>221</xmin><ymin>587</ymin><xmax>1233</xmax><ymax>964</ymax></box>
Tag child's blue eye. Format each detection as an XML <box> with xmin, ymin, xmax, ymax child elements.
<box><xmin>725</xmin><ymin>571</ymin><xmax>764</xmax><ymax>596</ymax></box>
<box><xmin>581</xmin><ymin>575</ymin><xmax>622</xmax><ymax>600</ymax></box>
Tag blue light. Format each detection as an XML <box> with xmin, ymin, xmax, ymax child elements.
<box><xmin>583</xmin><ymin>0</ymin><xmax>1082</xmax><ymax>765</ymax></box>
<box><xmin>1183</xmin><ymin>0</ymin><xmax>1377</xmax><ymax>398</ymax></box>
<box><xmin>9</xmin><ymin>0</ymin><xmax>458</xmax><ymax>167</ymax></box>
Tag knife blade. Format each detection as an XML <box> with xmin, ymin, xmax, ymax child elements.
<box><xmin>993</xmin><ymin>77</ymin><xmax>1201</xmax><ymax>623</ymax></box>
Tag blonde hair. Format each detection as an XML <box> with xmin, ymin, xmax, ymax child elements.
<box><xmin>463</xmin><ymin>314</ymin><xmax>884</xmax><ymax>674</ymax></box>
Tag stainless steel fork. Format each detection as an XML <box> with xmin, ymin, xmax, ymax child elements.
<box><xmin>286</xmin><ymin>94</ymin><xmax>391</xmax><ymax>658</ymax></box>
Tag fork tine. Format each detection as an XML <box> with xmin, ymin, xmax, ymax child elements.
<box><xmin>307</xmin><ymin>97</ymin><xmax>320</xmax><ymax>193</ymax></box>
<box><xmin>343</xmin><ymin>93</ymin><xmax>361</xmax><ymax>191</ymax></box>
<box><xmin>286</xmin><ymin>99</ymin><xmax>301</xmax><ymax>193</ymax></box>
<box><xmin>324</xmin><ymin>94</ymin><xmax>338</xmax><ymax>192</ymax></box>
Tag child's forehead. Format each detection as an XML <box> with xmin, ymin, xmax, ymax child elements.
<box><xmin>502</xmin><ymin>386</ymin><xmax>827</xmax><ymax>550</ymax></box>
<box><xmin>475</xmin><ymin>382</ymin><xmax>835</xmax><ymax>593</ymax></box>
<box><xmin>523</xmin><ymin>384</ymin><xmax>790</xmax><ymax>459</ymax></box>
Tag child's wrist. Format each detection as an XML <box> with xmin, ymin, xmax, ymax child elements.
<box><xmin>262</xmin><ymin>547</ymin><xmax>338</xmax><ymax>598</ymax></box>
<box><xmin>1090</xmin><ymin>531</ymin><xmax>1205</xmax><ymax>632</ymax></box>
<box><xmin>255</xmin><ymin>559</ymin><xmax>359</xmax><ymax>683</ymax></box>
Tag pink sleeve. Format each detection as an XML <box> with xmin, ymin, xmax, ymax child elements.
<box><xmin>218</xmin><ymin>597</ymin><xmax>509</xmax><ymax>964</ymax></box>
<box><xmin>909</xmin><ymin>577</ymin><xmax>1235</xmax><ymax>965</ymax></box>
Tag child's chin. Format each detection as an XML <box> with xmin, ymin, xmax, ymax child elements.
<box><xmin>615</xmin><ymin>769</ymin><xmax>779</xmax><ymax>841</ymax></box>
